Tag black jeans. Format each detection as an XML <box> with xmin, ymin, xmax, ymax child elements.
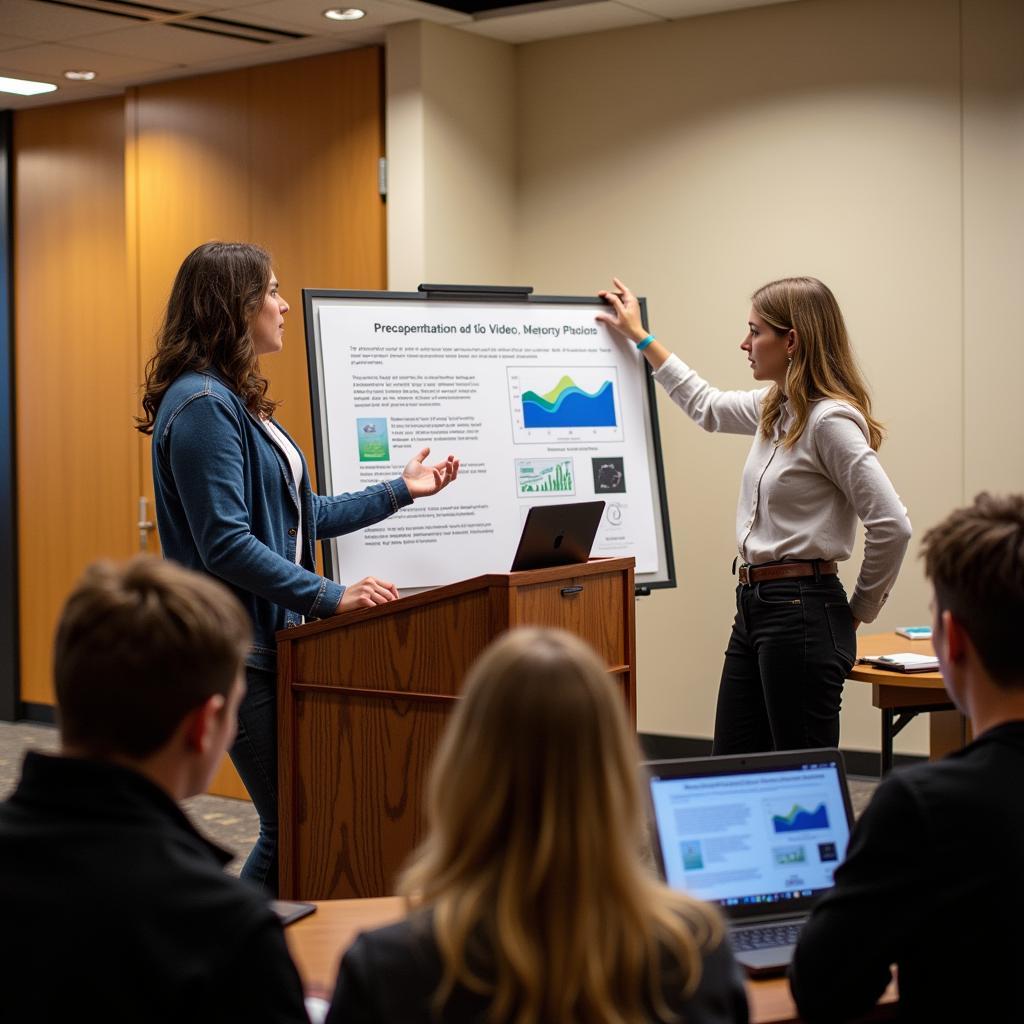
<box><xmin>229</xmin><ymin>666</ymin><xmax>279</xmax><ymax>895</ymax></box>
<box><xmin>712</xmin><ymin>574</ymin><xmax>857</xmax><ymax>754</ymax></box>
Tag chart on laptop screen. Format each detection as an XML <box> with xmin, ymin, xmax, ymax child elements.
<box><xmin>650</xmin><ymin>766</ymin><xmax>851</xmax><ymax>906</ymax></box>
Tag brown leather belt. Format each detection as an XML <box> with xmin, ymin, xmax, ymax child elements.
<box><xmin>737</xmin><ymin>560</ymin><xmax>838</xmax><ymax>585</ymax></box>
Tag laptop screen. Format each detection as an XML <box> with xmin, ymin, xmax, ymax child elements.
<box><xmin>647</xmin><ymin>753</ymin><xmax>853</xmax><ymax>919</ymax></box>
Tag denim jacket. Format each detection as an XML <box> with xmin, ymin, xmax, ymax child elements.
<box><xmin>152</xmin><ymin>371</ymin><xmax>412</xmax><ymax>670</ymax></box>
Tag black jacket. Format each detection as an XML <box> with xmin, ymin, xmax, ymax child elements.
<box><xmin>327</xmin><ymin>908</ymin><xmax>749</xmax><ymax>1023</ymax></box>
<box><xmin>790</xmin><ymin>720</ymin><xmax>1024</xmax><ymax>1022</ymax></box>
<box><xmin>0</xmin><ymin>751</ymin><xmax>308</xmax><ymax>1023</ymax></box>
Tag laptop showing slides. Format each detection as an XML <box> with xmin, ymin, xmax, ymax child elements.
<box><xmin>646</xmin><ymin>749</ymin><xmax>855</xmax><ymax>977</ymax></box>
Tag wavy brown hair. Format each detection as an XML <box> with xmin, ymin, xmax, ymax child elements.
<box><xmin>398</xmin><ymin>628</ymin><xmax>724</xmax><ymax>1024</ymax></box>
<box><xmin>755</xmin><ymin>276</ymin><xmax>884</xmax><ymax>451</ymax></box>
<box><xmin>136</xmin><ymin>241</ymin><xmax>279</xmax><ymax>434</ymax></box>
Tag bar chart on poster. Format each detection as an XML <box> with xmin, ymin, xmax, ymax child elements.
<box><xmin>303</xmin><ymin>286</ymin><xmax>675</xmax><ymax>592</ymax></box>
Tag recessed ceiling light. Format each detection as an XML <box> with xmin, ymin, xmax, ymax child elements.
<box><xmin>0</xmin><ymin>75</ymin><xmax>58</xmax><ymax>97</ymax></box>
<box><xmin>64</xmin><ymin>70</ymin><xmax>97</xmax><ymax>81</ymax></box>
<box><xmin>323</xmin><ymin>7</ymin><xmax>366</xmax><ymax>21</ymax></box>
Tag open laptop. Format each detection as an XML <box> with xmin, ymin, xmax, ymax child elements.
<box><xmin>510</xmin><ymin>501</ymin><xmax>605</xmax><ymax>572</ymax></box>
<box><xmin>645</xmin><ymin>749</ymin><xmax>855</xmax><ymax>977</ymax></box>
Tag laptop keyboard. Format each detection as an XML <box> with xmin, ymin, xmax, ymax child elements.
<box><xmin>730</xmin><ymin>922</ymin><xmax>803</xmax><ymax>951</ymax></box>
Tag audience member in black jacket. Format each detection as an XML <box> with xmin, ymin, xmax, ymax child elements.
<box><xmin>0</xmin><ymin>557</ymin><xmax>308</xmax><ymax>1024</ymax></box>
<box><xmin>791</xmin><ymin>493</ymin><xmax>1024</xmax><ymax>1022</ymax></box>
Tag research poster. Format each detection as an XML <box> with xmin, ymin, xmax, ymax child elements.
<box><xmin>308</xmin><ymin>295</ymin><xmax>673</xmax><ymax>591</ymax></box>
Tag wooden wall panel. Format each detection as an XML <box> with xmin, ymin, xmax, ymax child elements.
<box><xmin>130</xmin><ymin>69</ymin><xmax>251</xmax><ymax>386</ymax></box>
<box><xmin>248</xmin><ymin>46</ymin><xmax>386</xmax><ymax>460</ymax></box>
<box><xmin>15</xmin><ymin>97</ymin><xmax>136</xmax><ymax>705</ymax></box>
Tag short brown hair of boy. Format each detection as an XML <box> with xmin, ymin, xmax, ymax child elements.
<box><xmin>54</xmin><ymin>556</ymin><xmax>252</xmax><ymax>758</ymax></box>
<box><xmin>922</xmin><ymin>492</ymin><xmax>1024</xmax><ymax>688</ymax></box>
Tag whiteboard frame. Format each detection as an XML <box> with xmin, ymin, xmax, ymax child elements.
<box><xmin>302</xmin><ymin>287</ymin><xmax>676</xmax><ymax>594</ymax></box>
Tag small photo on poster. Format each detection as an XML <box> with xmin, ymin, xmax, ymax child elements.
<box><xmin>592</xmin><ymin>456</ymin><xmax>626</xmax><ymax>494</ymax></box>
<box><xmin>356</xmin><ymin>417</ymin><xmax>390</xmax><ymax>462</ymax></box>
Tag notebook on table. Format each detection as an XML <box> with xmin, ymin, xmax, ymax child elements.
<box><xmin>645</xmin><ymin>748</ymin><xmax>855</xmax><ymax>977</ymax></box>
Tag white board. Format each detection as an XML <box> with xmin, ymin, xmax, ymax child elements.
<box><xmin>303</xmin><ymin>288</ymin><xmax>675</xmax><ymax>592</ymax></box>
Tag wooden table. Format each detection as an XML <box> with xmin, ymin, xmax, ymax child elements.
<box><xmin>850</xmin><ymin>632</ymin><xmax>968</xmax><ymax>774</ymax></box>
<box><xmin>285</xmin><ymin>898</ymin><xmax>897</xmax><ymax>1023</ymax></box>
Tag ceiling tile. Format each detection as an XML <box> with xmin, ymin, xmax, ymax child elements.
<box><xmin>75</xmin><ymin>22</ymin><xmax>277</xmax><ymax>63</ymax></box>
<box><xmin>0</xmin><ymin>41</ymin><xmax>175</xmax><ymax>80</ymax></box>
<box><xmin>0</xmin><ymin>34</ymin><xmax>37</xmax><ymax>52</ymax></box>
<box><xmin>0</xmin><ymin>0</ymin><xmax>151</xmax><ymax>42</ymax></box>
<box><xmin>231</xmin><ymin>0</ymin><xmax>424</xmax><ymax>34</ymax></box>
<box><xmin>620</xmin><ymin>0</ymin><xmax>797</xmax><ymax>19</ymax></box>
<box><xmin>379</xmin><ymin>0</ymin><xmax>473</xmax><ymax>24</ymax></box>
<box><xmin>113</xmin><ymin>35</ymin><xmax>375</xmax><ymax>86</ymax></box>
<box><xmin>463</xmin><ymin>1</ymin><xmax>662</xmax><ymax>44</ymax></box>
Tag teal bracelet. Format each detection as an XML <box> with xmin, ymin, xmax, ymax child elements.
<box><xmin>636</xmin><ymin>334</ymin><xmax>655</xmax><ymax>351</ymax></box>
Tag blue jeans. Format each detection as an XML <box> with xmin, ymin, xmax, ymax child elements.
<box><xmin>712</xmin><ymin>574</ymin><xmax>857</xmax><ymax>754</ymax></box>
<box><xmin>230</xmin><ymin>667</ymin><xmax>279</xmax><ymax>894</ymax></box>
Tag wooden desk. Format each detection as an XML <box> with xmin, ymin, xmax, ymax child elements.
<box><xmin>285</xmin><ymin>898</ymin><xmax>896</xmax><ymax>1023</ymax></box>
<box><xmin>850</xmin><ymin>633</ymin><xmax>969</xmax><ymax>774</ymax></box>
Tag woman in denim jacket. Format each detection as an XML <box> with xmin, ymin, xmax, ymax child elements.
<box><xmin>138</xmin><ymin>242</ymin><xmax>458</xmax><ymax>894</ymax></box>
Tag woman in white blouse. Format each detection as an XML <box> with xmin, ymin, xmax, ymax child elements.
<box><xmin>598</xmin><ymin>276</ymin><xmax>911</xmax><ymax>753</ymax></box>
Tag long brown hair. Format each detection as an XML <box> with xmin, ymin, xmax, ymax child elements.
<box><xmin>136</xmin><ymin>241</ymin><xmax>278</xmax><ymax>434</ymax></box>
<box><xmin>755</xmin><ymin>276</ymin><xmax>884</xmax><ymax>450</ymax></box>
<box><xmin>399</xmin><ymin>628</ymin><xmax>724</xmax><ymax>1024</ymax></box>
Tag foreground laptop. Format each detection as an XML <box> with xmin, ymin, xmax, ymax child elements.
<box><xmin>646</xmin><ymin>749</ymin><xmax>855</xmax><ymax>977</ymax></box>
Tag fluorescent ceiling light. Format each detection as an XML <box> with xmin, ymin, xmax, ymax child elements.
<box><xmin>0</xmin><ymin>76</ymin><xmax>58</xmax><ymax>96</ymax></box>
<box><xmin>64</xmin><ymin>70</ymin><xmax>97</xmax><ymax>81</ymax></box>
<box><xmin>323</xmin><ymin>7</ymin><xmax>366</xmax><ymax>20</ymax></box>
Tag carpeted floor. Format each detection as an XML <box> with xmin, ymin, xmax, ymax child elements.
<box><xmin>0</xmin><ymin>720</ymin><xmax>879</xmax><ymax>878</ymax></box>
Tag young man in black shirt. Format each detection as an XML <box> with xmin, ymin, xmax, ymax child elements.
<box><xmin>0</xmin><ymin>557</ymin><xmax>309</xmax><ymax>1023</ymax></box>
<box><xmin>790</xmin><ymin>492</ymin><xmax>1024</xmax><ymax>1021</ymax></box>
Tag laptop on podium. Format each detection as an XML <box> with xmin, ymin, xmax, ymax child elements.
<box><xmin>646</xmin><ymin>748</ymin><xmax>855</xmax><ymax>977</ymax></box>
<box><xmin>510</xmin><ymin>501</ymin><xmax>605</xmax><ymax>572</ymax></box>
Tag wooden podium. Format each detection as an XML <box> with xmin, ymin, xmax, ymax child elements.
<box><xmin>277</xmin><ymin>557</ymin><xmax>636</xmax><ymax>900</ymax></box>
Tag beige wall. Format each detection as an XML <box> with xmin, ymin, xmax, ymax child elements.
<box><xmin>386</xmin><ymin>21</ymin><xmax>516</xmax><ymax>289</ymax></box>
<box><xmin>962</xmin><ymin>0</ymin><xmax>1024</xmax><ymax>497</ymax></box>
<box><xmin>387</xmin><ymin>0</ymin><xmax>1023</xmax><ymax>753</ymax></box>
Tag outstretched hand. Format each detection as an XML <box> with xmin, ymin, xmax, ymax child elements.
<box><xmin>402</xmin><ymin>448</ymin><xmax>460</xmax><ymax>499</ymax></box>
<box><xmin>596</xmin><ymin>278</ymin><xmax>647</xmax><ymax>344</ymax></box>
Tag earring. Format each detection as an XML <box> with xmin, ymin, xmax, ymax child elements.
<box><xmin>787</xmin><ymin>356</ymin><xmax>792</xmax><ymax>366</ymax></box>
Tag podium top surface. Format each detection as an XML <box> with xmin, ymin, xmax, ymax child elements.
<box><xmin>276</xmin><ymin>557</ymin><xmax>635</xmax><ymax>643</ymax></box>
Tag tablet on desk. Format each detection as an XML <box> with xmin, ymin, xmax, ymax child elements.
<box><xmin>510</xmin><ymin>501</ymin><xmax>605</xmax><ymax>572</ymax></box>
<box><xmin>271</xmin><ymin>899</ymin><xmax>317</xmax><ymax>927</ymax></box>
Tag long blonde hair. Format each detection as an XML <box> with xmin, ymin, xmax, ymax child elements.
<box><xmin>755</xmin><ymin>276</ymin><xmax>884</xmax><ymax>450</ymax></box>
<box><xmin>398</xmin><ymin>628</ymin><xmax>723</xmax><ymax>1024</ymax></box>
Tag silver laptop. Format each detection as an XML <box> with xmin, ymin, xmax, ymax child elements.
<box><xmin>646</xmin><ymin>749</ymin><xmax>855</xmax><ymax>977</ymax></box>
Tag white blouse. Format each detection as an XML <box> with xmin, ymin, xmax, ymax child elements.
<box><xmin>653</xmin><ymin>354</ymin><xmax>912</xmax><ymax>623</ymax></box>
<box><xmin>259</xmin><ymin>418</ymin><xmax>304</xmax><ymax>566</ymax></box>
